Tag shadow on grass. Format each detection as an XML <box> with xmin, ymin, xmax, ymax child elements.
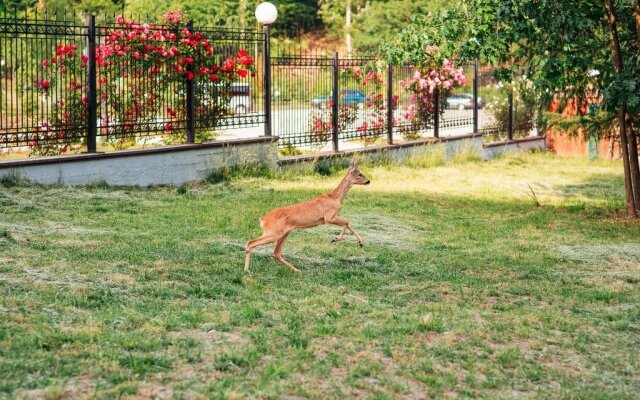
<box><xmin>553</xmin><ymin>172</ymin><xmax>624</xmax><ymax>200</ymax></box>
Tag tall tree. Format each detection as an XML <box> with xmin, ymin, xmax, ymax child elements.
<box><xmin>270</xmin><ymin>0</ymin><xmax>322</xmax><ymax>37</ymax></box>
<box><xmin>384</xmin><ymin>0</ymin><xmax>640</xmax><ymax>217</ymax></box>
<box><xmin>352</xmin><ymin>0</ymin><xmax>448</xmax><ymax>51</ymax></box>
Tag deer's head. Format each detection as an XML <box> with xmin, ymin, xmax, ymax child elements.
<box><xmin>347</xmin><ymin>160</ymin><xmax>370</xmax><ymax>185</ymax></box>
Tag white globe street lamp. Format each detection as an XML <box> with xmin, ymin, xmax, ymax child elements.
<box><xmin>255</xmin><ymin>2</ymin><xmax>278</xmax><ymax>26</ymax></box>
<box><xmin>255</xmin><ymin>2</ymin><xmax>277</xmax><ymax>137</ymax></box>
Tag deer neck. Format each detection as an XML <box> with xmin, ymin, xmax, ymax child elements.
<box><xmin>329</xmin><ymin>175</ymin><xmax>353</xmax><ymax>203</ymax></box>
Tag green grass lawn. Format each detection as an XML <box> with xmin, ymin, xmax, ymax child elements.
<box><xmin>1</xmin><ymin>152</ymin><xmax>639</xmax><ymax>399</ymax></box>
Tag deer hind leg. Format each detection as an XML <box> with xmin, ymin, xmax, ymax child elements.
<box><xmin>273</xmin><ymin>232</ymin><xmax>300</xmax><ymax>272</ymax></box>
<box><xmin>245</xmin><ymin>233</ymin><xmax>278</xmax><ymax>272</ymax></box>
<box><xmin>328</xmin><ymin>216</ymin><xmax>365</xmax><ymax>247</ymax></box>
<box><xmin>332</xmin><ymin>225</ymin><xmax>348</xmax><ymax>243</ymax></box>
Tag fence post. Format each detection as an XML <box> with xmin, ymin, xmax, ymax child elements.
<box><xmin>185</xmin><ymin>21</ymin><xmax>195</xmax><ymax>143</ymax></box>
<box><xmin>433</xmin><ymin>88</ymin><xmax>440</xmax><ymax>138</ymax></box>
<box><xmin>473</xmin><ymin>59</ymin><xmax>479</xmax><ymax>134</ymax></box>
<box><xmin>263</xmin><ymin>24</ymin><xmax>272</xmax><ymax>137</ymax></box>
<box><xmin>331</xmin><ymin>51</ymin><xmax>339</xmax><ymax>152</ymax></box>
<box><xmin>507</xmin><ymin>83</ymin><xmax>514</xmax><ymax>141</ymax></box>
<box><xmin>386</xmin><ymin>65</ymin><xmax>393</xmax><ymax>145</ymax></box>
<box><xmin>86</xmin><ymin>15</ymin><xmax>97</xmax><ymax>153</ymax></box>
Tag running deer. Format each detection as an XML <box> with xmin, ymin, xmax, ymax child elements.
<box><xmin>244</xmin><ymin>160</ymin><xmax>370</xmax><ymax>272</ymax></box>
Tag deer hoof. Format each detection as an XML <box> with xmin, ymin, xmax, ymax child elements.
<box><xmin>331</xmin><ymin>238</ymin><xmax>339</xmax><ymax>243</ymax></box>
<box><xmin>359</xmin><ymin>242</ymin><xmax>364</xmax><ymax>248</ymax></box>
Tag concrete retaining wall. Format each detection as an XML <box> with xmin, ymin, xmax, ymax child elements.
<box><xmin>278</xmin><ymin>134</ymin><xmax>546</xmax><ymax>171</ymax></box>
<box><xmin>279</xmin><ymin>134</ymin><xmax>486</xmax><ymax>172</ymax></box>
<box><xmin>483</xmin><ymin>136</ymin><xmax>546</xmax><ymax>160</ymax></box>
<box><xmin>0</xmin><ymin>134</ymin><xmax>545</xmax><ymax>186</ymax></box>
<box><xmin>0</xmin><ymin>137</ymin><xmax>277</xmax><ymax>186</ymax></box>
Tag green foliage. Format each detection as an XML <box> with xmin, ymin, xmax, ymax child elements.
<box><xmin>381</xmin><ymin>7</ymin><xmax>470</xmax><ymax>66</ymax></box>
<box><xmin>351</xmin><ymin>0</ymin><xmax>448</xmax><ymax>51</ymax></box>
<box><xmin>482</xmin><ymin>77</ymin><xmax>538</xmax><ymax>141</ymax></box>
<box><xmin>278</xmin><ymin>143</ymin><xmax>303</xmax><ymax>157</ymax></box>
<box><xmin>0</xmin><ymin>0</ymin><xmax>36</xmax><ymax>13</ymax></box>
<box><xmin>383</xmin><ymin>0</ymin><xmax>640</xmax><ymax>142</ymax></box>
<box><xmin>124</xmin><ymin>0</ymin><xmax>240</xmax><ymax>27</ymax></box>
<box><xmin>542</xmin><ymin>110</ymin><xmax>618</xmax><ymax>142</ymax></box>
<box><xmin>0</xmin><ymin>171</ymin><xmax>28</xmax><ymax>187</ymax></box>
<box><xmin>271</xmin><ymin>0</ymin><xmax>322</xmax><ymax>36</ymax></box>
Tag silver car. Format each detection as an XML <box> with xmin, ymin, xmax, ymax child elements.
<box><xmin>445</xmin><ymin>93</ymin><xmax>484</xmax><ymax>110</ymax></box>
<box><xmin>196</xmin><ymin>82</ymin><xmax>253</xmax><ymax>114</ymax></box>
<box><xmin>228</xmin><ymin>83</ymin><xmax>252</xmax><ymax>114</ymax></box>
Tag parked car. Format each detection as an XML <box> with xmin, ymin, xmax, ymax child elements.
<box><xmin>311</xmin><ymin>90</ymin><xmax>366</xmax><ymax>109</ymax></box>
<box><xmin>193</xmin><ymin>82</ymin><xmax>253</xmax><ymax>114</ymax></box>
<box><xmin>445</xmin><ymin>93</ymin><xmax>484</xmax><ymax>110</ymax></box>
<box><xmin>227</xmin><ymin>82</ymin><xmax>252</xmax><ymax>114</ymax></box>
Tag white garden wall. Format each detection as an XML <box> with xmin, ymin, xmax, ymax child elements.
<box><xmin>0</xmin><ymin>137</ymin><xmax>277</xmax><ymax>186</ymax></box>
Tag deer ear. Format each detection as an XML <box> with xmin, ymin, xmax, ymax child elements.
<box><xmin>349</xmin><ymin>160</ymin><xmax>360</xmax><ymax>170</ymax></box>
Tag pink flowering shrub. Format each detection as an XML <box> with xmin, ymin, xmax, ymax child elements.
<box><xmin>28</xmin><ymin>44</ymin><xmax>87</xmax><ymax>155</ymax></box>
<box><xmin>32</xmin><ymin>9</ymin><xmax>254</xmax><ymax>156</ymax></box>
<box><xmin>400</xmin><ymin>57</ymin><xmax>466</xmax><ymax>140</ymax></box>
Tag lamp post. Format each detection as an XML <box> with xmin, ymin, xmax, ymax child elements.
<box><xmin>255</xmin><ymin>2</ymin><xmax>277</xmax><ymax>137</ymax></box>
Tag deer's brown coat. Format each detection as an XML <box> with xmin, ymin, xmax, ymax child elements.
<box><xmin>244</xmin><ymin>161</ymin><xmax>370</xmax><ymax>272</ymax></box>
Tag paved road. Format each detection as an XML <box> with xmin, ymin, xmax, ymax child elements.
<box><xmin>217</xmin><ymin>107</ymin><xmax>495</xmax><ymax>151</ymax></box>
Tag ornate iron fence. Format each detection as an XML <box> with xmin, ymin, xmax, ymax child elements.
<box><xmin>270</xmin><ymin>55</ymin><xmax>540</xmax><ymax>152</ymax></box>
<box><xmin>0</xmin><ymin>12</ymin><xmax>88</xmax><ymax>148</ymax></box>
<box><xmin>0</xmin><ymin>10</ymin><xmax>538</xmax><ymax>157</ymax></box>
<box><xmin>0</xmin><ymin>10</ymin><xmax>265</xmax><ymax>153</ymax></box>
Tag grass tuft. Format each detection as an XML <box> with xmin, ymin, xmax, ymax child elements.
<box><xmin>0</xmin><ymin>171</ymin><xmax>28</xmax><ymax>187</ymax></box>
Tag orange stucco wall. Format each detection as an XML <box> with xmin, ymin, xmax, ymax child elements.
<box><xmin>545</xmin><ymin>96</ymin><xmax>620</xmax><ymax>159</ymax></box>
<box><xmin>546</xmin><ymin>128</ymin><xmax>618</xmax><ymax>158</ymax></box>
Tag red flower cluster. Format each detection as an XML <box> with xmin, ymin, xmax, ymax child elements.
<box><xmin>55</xmin><ymin>43</ymin><xmax>77</xmax><ymax>58</ymax></box>
<box><xmin>34</xmin><ymin>9</ymin><xmax>256</xmax><ymax>154</ymax></box>
<box><xmin>36</xmin><ymin>77</ymin><xmax>51</xmax><ymax>93</ymax></box>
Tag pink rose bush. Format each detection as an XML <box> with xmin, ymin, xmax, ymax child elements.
<box><xmin>400</xmin><ymin>58</ymin><xmax>466</xmax><ymax>139</ymax></box>
<box><xmin>307</xmin><ymin>55</ymin><xmax>465</xmax><ymax>147</ymax></box>
<box><xmin>308</xmin><ymin>66</ymin><xmax>394</xmax><ymax>147</ymax></box>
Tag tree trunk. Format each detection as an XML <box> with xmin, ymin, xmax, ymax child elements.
<box><xmin>241</xmin><ymin>0</ymin><xmax>249</xmax><ymax>29</ymax></box>
<box><xmin>626</xmin><ymin>114</ymin><xmax>640</xmax><ymax>214</ymax></box>
<box><xmin>635</xmin><ymin>0</ymin><xmax>640</xmax><ymax>40</ymax></box>
<box><xmin>605</xmin><ymin>0</ymin><xmax>638</xmax><ymax>217</ymax></box>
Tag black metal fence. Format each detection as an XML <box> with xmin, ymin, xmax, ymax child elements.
<box><xmin>0</xmin><ymin>10</ymin><xmax>265</xmax><ymax>153</ymax></box>
<box><xmin>1</xmin><ymin>10</ymin><xmax>538</xmax><ymax>158</ymax></box>
<box><xmin>1</xmin><ymin>12</ymin><xmax>89</xmax><ymax>148</ymax></box>
<box><xmin>271</xmin><ymin>53</ymin><xmax>537</xmax><ymax>153</ymax></box>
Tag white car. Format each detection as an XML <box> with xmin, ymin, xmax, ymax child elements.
<box><xmin>227</xmin><ymin>83</ymin><xmax>253</xmax><ymax>114</ymax></box>
<box><xmin>187</xmin><ymin>82</ymin><xmax>254</xmax><ymax>114</ymax></box>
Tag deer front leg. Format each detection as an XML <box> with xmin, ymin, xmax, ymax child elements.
<box><xmin>273</xmin><ymin>232</ymin><xmax>300</xmax><ymax>272</ymax></box>
<box><xmin>328</xmin><ymin>216</ymin><xmax>365</xmax><ymax>247</ymax></box>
